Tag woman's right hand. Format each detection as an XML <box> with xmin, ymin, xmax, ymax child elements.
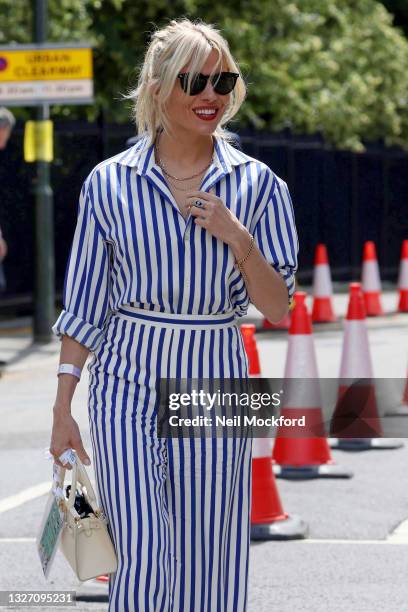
<box><xmin>50</xmin><ymin>405</ymin><xmax>91</xmax><ymax>469</ymax></box>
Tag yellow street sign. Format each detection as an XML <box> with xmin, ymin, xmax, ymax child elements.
<box><xmin>0</xmin><ymin>47</ymin><xmax>92</xmax><ymax>82</ymax></box>
<box><xmin>0</xmin><ymin>44</ymin><xmax>93</xmax><ymax>106</ymax></box>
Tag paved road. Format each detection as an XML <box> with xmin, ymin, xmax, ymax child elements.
<box><xmin>0</xmin><ymin>293</ymin><xmax>407</xmax><ymax>611</ymax></box>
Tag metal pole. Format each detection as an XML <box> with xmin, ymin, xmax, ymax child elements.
<box><xmin>32</xmin><ymin>0</ymin><xmax>55</xmax><ymax>342</ymax></box>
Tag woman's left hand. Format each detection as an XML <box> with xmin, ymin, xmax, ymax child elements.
<box><xmin>186</xmin><ymin>190</ymin><xmax>246</xmax><ymax>246</ymax></box>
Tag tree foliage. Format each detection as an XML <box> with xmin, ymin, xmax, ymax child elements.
<box><xmin>1</xmin><ymin>0</ymin><xmax>408</xmax><ymax>151</ymax></box>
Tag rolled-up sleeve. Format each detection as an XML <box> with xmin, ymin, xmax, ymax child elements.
<box><xmin>52</xmin><ymin>173</ymin><xmax>111</xmax><ymax>352</ymax></box>
<box><xmin>252</xmin><ymin>172</ymin><xmax>299</xmax><ymax>305</ymax></box>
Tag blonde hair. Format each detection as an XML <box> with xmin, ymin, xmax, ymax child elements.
<box><xmin>125</xmin><ymin>18</ymin><xmax>246</xmax><ymax>144</ymax></box>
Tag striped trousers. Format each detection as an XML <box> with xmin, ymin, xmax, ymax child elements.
<box><xmin>87</xmin><ymin>306</ymin><xmax>253</xmax><ymax>611</ymax></box>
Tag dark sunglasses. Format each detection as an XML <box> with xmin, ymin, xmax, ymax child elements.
<box><xmin>177</xmin><ymin>72</ymin><xmax>239</xmax><ymax>96</ymax></box>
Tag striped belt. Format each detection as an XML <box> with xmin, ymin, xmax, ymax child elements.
<box><xmin>115</xmin><ymin>305</ymin><xmax>237</xmax><ymax>330</ymax></box>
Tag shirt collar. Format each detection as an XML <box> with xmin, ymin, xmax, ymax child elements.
<box><xmin>113</xmin><ymin>132</ymin><xmax>250</xmax><ymax>204</ymax></box>
<box><xmin>115</xmin><ymin>131</ymin><xmax>250</xmax><ymax>177</ymax></box>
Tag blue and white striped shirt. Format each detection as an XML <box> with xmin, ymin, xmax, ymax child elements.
<box><xmin>52</xmin><ymin>133</ymin><xmax>298</xmax><ymax>352</ymax></box>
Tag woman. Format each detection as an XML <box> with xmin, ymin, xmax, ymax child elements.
<box><xmin>50</xmin><ymin>18</ymin><xmax>298</xmax><ymax>612</ymax></box>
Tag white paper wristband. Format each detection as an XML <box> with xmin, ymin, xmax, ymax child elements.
<box><xmin>57</xmin><ymin>363</ymin><xmax>82</xmax><ymax>380</ymax></box>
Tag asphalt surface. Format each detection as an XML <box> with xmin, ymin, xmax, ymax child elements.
<box><xmin>0</xmin><ymin>293</ymin><xmax>407</xmax><ymax>611</ymax></box>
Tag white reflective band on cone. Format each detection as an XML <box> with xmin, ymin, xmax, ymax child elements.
<box><xmin>312</xmin><ymin>264</ymin><xmax>333</xmax><ymax>297</ymax></box>
<box><xmin>398</xmin><ymin>260</ymin><xmax>408</xmax><ymax>289</ymax></box>
<box><xmin>339</xmin><ymin>320</ymin><xmax>374</xmax><ymax>379</ymax></box>
<box><xmin>283</xmin><ymin>378</ymin><xmax>322</xmax><ymax>409</ymax></box>
<box><xmin>362</xmin><ymin>261</ymin><xmax>382</xmax><ymax>292</ymax></box>
<box><xmin>252</xmin><ymin>438</ymin><xmax>273</xmax><ymax>458</ymax></box>
<box><xmin>284</xmin><ymin>335</ymin><xmax>319</xmax><ymax>379</ymax></box>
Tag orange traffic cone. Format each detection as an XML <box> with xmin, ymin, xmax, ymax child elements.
<box><xmin>361</xmin><ymin>241</ymin><xmax>384</xmax><ymax>316</ymax></box>
<box><xmin>311</xmin><ymin>244</ymin><xmax>337</xmax><ymax>323</ymax></box>
<box><xmin>241</xmin><ymin>324</ymin><xmax>308</xmax><ymax>538</ymax></box>
<box><xmin>272</xmin><ymin>292</ymin><xmax>352</xmax><ymax>478</ymax></box>
<box><xmin>330</xmin><ymin>283</ymin><xmax>402</xmax><ymax>450</ymax></box>
<box><xmin>251</xmin><ymin>438</ymin><xmax>308</xmax><ymax>540</ymax></box>
<box><xmin>397</xmin><ymin>240</ymin><xmax>408</xmax><ymax>313</ymax></box>
<box><xmin>240</xmin><ymin>324</ymin><xmax>261</xmax><ymax>375</ymax></box>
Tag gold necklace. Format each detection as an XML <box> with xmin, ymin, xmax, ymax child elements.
<box><xmin>155</xmin><ymin>131</ymin><xmax>213</xmax><ymax>181</ymax></box>
<box><xmin>161</xmin><ymin>163</ymin><xmax>211</xmax><ymax>181</ymax></box>
<box><xmin>165</xmin><ymin>173</ymin><xmax>204</xmax><ymax>192</ymax></box>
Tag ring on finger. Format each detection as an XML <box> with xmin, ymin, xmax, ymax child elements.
<box><xmin>194</xmin><ymin>199</ymin><xmax>206</xmax><ymax>209</ymax></box>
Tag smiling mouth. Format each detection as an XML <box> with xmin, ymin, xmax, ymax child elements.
<box><xmin>193</xmin><ymin>108</ymin><xmax>219</xmax><ymax>121</ymax></box>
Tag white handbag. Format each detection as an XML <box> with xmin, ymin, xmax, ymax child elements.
<box><xmin>56</xmin><ymin>453</ymin><xmax>117</xmax><ymax>581</ymax></box>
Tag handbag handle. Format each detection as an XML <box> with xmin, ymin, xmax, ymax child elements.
<box><xmin>54</xmin><ymin>452</ymin><xmax>99</xmax><ymax>514</ymax></box>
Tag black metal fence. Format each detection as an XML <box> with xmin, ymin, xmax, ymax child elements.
<box><xmin>0</xmin><ymin>121</ymin><xmax>406</xmax><ymax>312</ymax></box>
<box><xmin>238</xmin><ymin>128</ymin><xmax>408</xmax><ymax>282</ymax></box>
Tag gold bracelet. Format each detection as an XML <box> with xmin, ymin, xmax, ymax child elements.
<box><xmin>235</xmin><ymin>234</ymin><xmax>255</xmax><ymax>283</ymax></box>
